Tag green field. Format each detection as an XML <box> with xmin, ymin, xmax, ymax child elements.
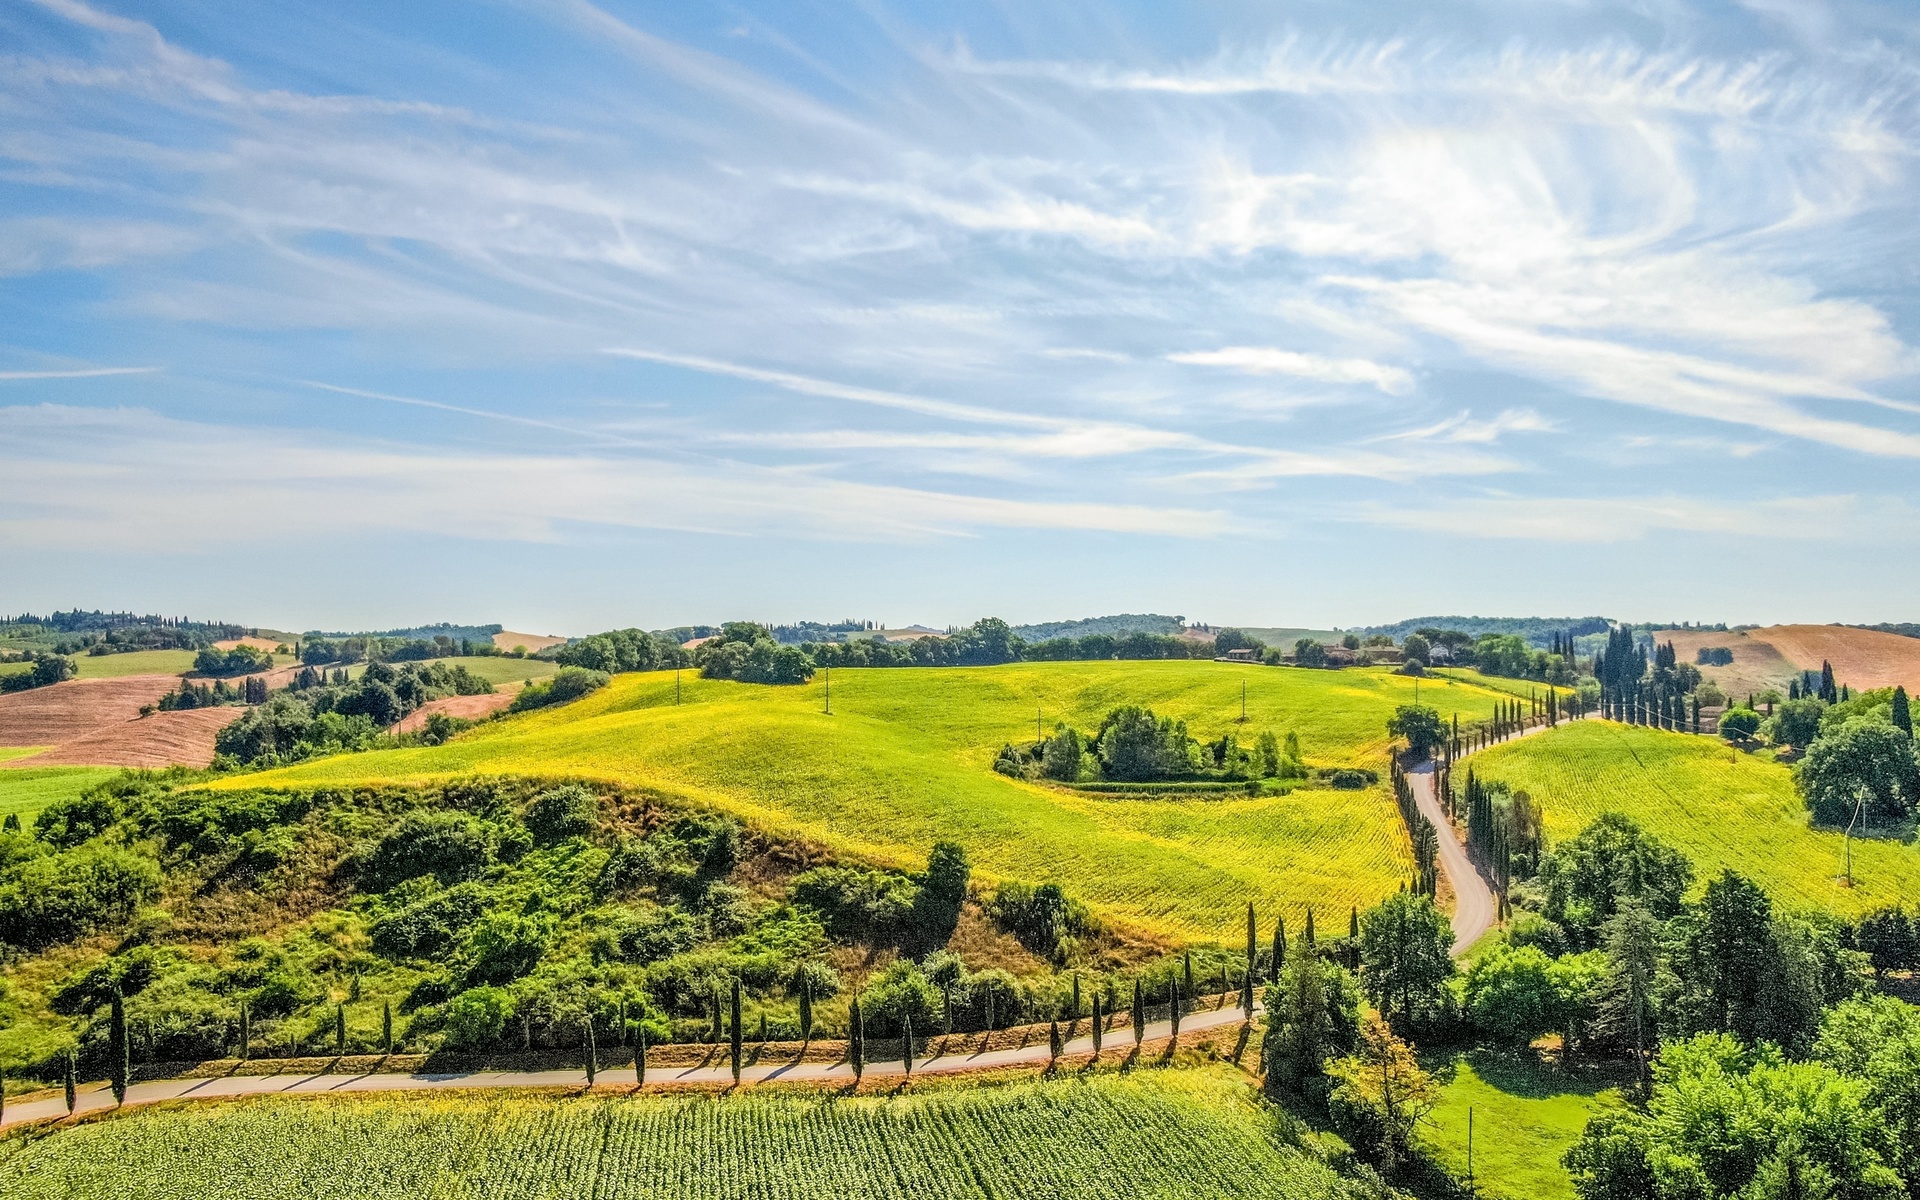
<box><xmin>453</xmin><ymin>655</ymin><xmax>560</xmax><ymax>685</ymax></box>
<box><xmin>0</xmin><ymin>766</ymin><xmax>122</xmax><ymax>824</ymax></box>
<box><xmin>69</xmin><ymin>649</ymin><xmax>201</xmax><ymax>679</ymax></box>
<box><xmin>0</xmin><ymin>1068</ymin><xmax>1358</xmax><ymax>1200</ymax></box>
<box><xmin>1470</xmin><ymin>721</ymin><xmax>1920</xmax><ymax>915</ymax></box>
<box><xmin>1421</xmin><ymin>1052</ymin><xmax>1623</xmax><ymax>1200</ymax></box>
<box><xmin>215</xmin><ymin>663</ymin><xmax>1512</xmax><ymax>941</ymax></box>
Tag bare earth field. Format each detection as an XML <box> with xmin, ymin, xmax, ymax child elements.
<box><xmin>390</xmin><ymin>688</ymin><xmax>521</xmax><ymax>734</ymax></box>
<box><xmin>212</xmin><ymin>636</ymin><xmax>284</xmax><ymax>652</ymax></box>
<box><xmin>0</xmin><ymin>676</ymin><xmax>237</xmax><ymax>768</ymax></box>
<box><xmin>1653</xmin><ymin>624</ymin><xmax>1920</xmax><ymax>695</ymax></box>
<box><xmin>492</xmin><ymin>629</ymin><xmax>567</xmax><ymax>653</ymax></box>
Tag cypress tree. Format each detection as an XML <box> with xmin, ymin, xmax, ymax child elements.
<box><xmin>1071</xmin><ymin>973</ymin><xmax>1081</xmax><ymax>1019</ymax></box>
<box><xmin>585</xmin><ymin>1018</ymin><xmax>597</xmax><ymax>1086</ymax></box>
<box><xmin>799</xmin><ymin>975</ymin><xmax>814</xmax><ymax>1043</ymax></box>
<box><xmin>1304</xmin><ymin>907</ymin><xmax>1316</xmax><ymax>948</ymax></box>
<box><xmin>239</xmin><ymin>1000</ymin><xmax>250</xmax><ymax>1061</ymax></box>
<box><xmin>1091</xmin><ymin>995</ymin><xmax>1104</xmax><ymax>1053</ymax></box>
<box><xmin>902</xmin><ymin>1014</ymin><xmax>914</xmax><ymax>1076</ymax></box>
<box><xmin>1271</xmin><ymin>917</ymin><xmax>1286</xmax><ymax>982</ymax></box>
<box><xmin>64</xmin><ymin>1051</ymin><xmax>76</xmax><ymax>1115</ymax></box>
<box><xmin>635</xmin><ymin>1024</ymin><xmax>647</xmax><ymax>1087</ymax></box>
<box><xmin>382</xmin><ymin>1002</ymin><xmax>393</xmax><ymax>1055</ymax></box>
<box><xmin>850</xmin><ymin>1000</ymin><xmax>865</xmax><ymax>1080</ymax></box>
<box><xmin>1048</xmin><ymin>1019</ymin><xmax>1062</xmax><ymax>1062</ymax></box>
<box><xmin>1348</xmin><ymin>906</ymin><xmax>1360</xmax><ymax>967</ymax></box>
<box><xmin>109</xmin><ymin>989</ymin><xmax>128</xmax><ymax>1105</ymax></box>
<box><xmin>1893</xmin><ymin>686</ymin><xmax>1912</xmax><ymax>736</ymax></box>
<box><xmin>1182</xmin><ymin>952</ymin><xmax>1194</xmax><ymax>1002</ymax></box>
<box><xmin>1241</xmin><ymin>963</ymin><xmax>1255</xmax><ymax>1018</ymax></box>
<box><xmin>1169</xmin><ymin>980</ymin><xmax>1182</xmax><ymax>1039</ymax></box>
<box><xmin>1245</xmin><ymin>902</ymin><xmax>1258</xmax><ymax>980</ymax></box>
<box><xmin>729</xmin><ymin>978</ymin><xmax>743</xmax><ymax>1085</ymax></box>
<box><xmin>1132</xmin><ymin>979</ymin><xmax>1145</xmax><ymax>1046</ymax></box>
<box><xmin>943</xmin><ymin>985</ymin><xmax>954</xmax><ymax>1038</ymax></box>
<box><xmin>335</xmin><ymin>1002</ymin><xmax>346</xmax><ymax>1055</ymax></box>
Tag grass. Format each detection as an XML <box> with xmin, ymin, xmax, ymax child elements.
<box><xmin>1421</xmin><ymin>1051</ymin><xmax>1624</xmax><ymax>1200</ymax></box>
<box><xmin>69</xmin><ymin>650</ymin><xmax>202</xmax><ymax>679</ymax></box>
<box><xmin>212</xmin><ymin>662</ymin><xmax>1515</xmax><ymax>942</ymax></box>
<box><xmin>453</xmin><ymin>656</ymin><xmax>560</xmax><ymax>685</ymax></box>
<box><xmin>1469</xmin><ymin>721</ymin><xmax>1920</xmax><ymax>915</ymax></box>
<box><xmin>0</xmin><ymin>766</ymin><xmax>123</xmax><ymax>824</ymax></box>
<box><xmin>0</xmin><ymin>1066</ymin><xmax>1357</xmax><ymax>1200</ymax></box>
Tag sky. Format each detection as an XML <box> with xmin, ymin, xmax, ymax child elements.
<box><xmin>3</xmin><ymin>0</ymin><xmax>1919</xmax><ymax>635</ymax></box>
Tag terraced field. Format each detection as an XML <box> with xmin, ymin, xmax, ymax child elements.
<box><xmin>217</xmin><ymin>662</ymin><xmax>1514</xmax><ymax>941</ymax></box>
<box><xmin>1469</xmin><ymin>721</ymin><xmax>1920</xmax><ymax>915</ymax></box>
<box><xmin>0</xmin><ymin>1068</ymin><xmax>1357</xmax><ymax>1200</ymax></box>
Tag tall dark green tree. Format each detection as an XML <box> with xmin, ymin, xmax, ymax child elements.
<box><xmin>63</xmin><ymin>1051</ymin><xmax>76</xmax><ymax>1114</ymax></box>
<box><xmin>729</xmin><ymin>978</ymin><xmax>743</xmax><ymax>1085</ymax></box>
<box><xmin>1592</xmin><ymin>901</ymin><xmax>1660</xmax><ymax>1092</ymax></box>
<box><xmin>1893</xmin><ymin>686</ymin><xmax>1912</xmax><ymax>736</ymax></box>
<box><xmin>1245</xmin><ymin>903</ymin><xmax>1258</xmax><ymax>980</ymax></box>
<box><xmin>909</xmin><ymin>841</ymin><xmax>970</xmax><ymax>954</ymax></box>
<box><xmin>850</xmin><ymin>999</ymin><xmax>865</xmax><ymax>1080</ymax></box>
<box><xmin>799</xmin><ymin>975</ymin><xmax>814</xmax><ymax>1043</ymax></box>
<box><xmin>109</xmin><ymin>989</ymin><xmax>129</xmax><ymax>1105</ymax></box>
<box><xmin>1132</xmin><ymin>979</ymin><xmax>1145</xmax><ymax>1046</ymax></box>
<box><xmin>1688</xmin><ymin>870</ymin><xmax>1775</xmax><ymax>1043</ymax></box>
<box><xmin>239</xmin><ymin>1000</ymin><xmax>250</xmax><ymax>1061</ymax></box>
<box><xmin>1091</xmin><ymin>994</ymin><xmax>1104</xmax><ymax>1053</ymax></box>
<box><xmin>635</xmin><ymin>1024</ymin><xmax>647</xmax><ymax>1087</ymax></box>
<box><xmin>1048</xmin><ymin>1019</ymin><xmax>1062</xmax><ymax>1062</ymax></box>
<box><xmin>1304</xmin><ymin>907</ymin><xmax>1316</xmax><ymax>947</ymax></box>
<box><xmin>1271</xmin><ymin>917</ymin><xmax>1286</xmax><ymax>982</ymax></box>
<box><xmin>902</xmin><ymin>1014</ymin><xmax>914</xmax><ymax>1076</ymax></box>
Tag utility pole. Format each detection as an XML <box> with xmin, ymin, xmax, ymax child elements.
<box><xmin>1467</xmin><ymin>1106</ymin><xmax>1475</xmax><ymax>1195</ymax></box>
<box><xmin>1240</xmin><ymin>680</ymin><xmax>1247</xmax><ymax>722</ymax></box>
<box><xmin>675</xmin><ymin>668</ymin><xmax>681</xmax><ymax>705</ymax></box>
<box><xmin>1036</xmin><ymin>704</ymin><xmax>1042</xmax><ymax>742</ymax></box>
<box><xmin>1844</xmin><ymin>789</ymin><xmax>1865</xmax><ymax>885</ymax></box>
<box><xmin>824</xmin><ymin>665</ymin><xmax>831</xmax><ymax>715</ymax></box>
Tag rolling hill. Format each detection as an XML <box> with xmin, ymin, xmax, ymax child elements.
<box><xmin>215</xmin><ymin>661</ymin><xmax>1517</xmax><ymax>941</ymax></box>
<box><xmin>1468</xmin><ymin>721</ymin><xmax>1920</xmax><ymax>916</ymax></box>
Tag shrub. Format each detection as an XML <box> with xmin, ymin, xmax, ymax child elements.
<box><xmin>365</xmin><ymin>811</ymin><xmax>494</xmax><ymax>889</ymax></box>
<box><xmin>443</xmin><ymin>986</ymin><xmax>515</xmax><ymax>1049</ymax></box>
<box><xmin>988</xmin><ymin>881</ymin><xmax>1087</xmax><ymax>960</ymax></box>
<box><xmin>370</xmin><ymin>881</ymin><xmax>492</xmax><ymax>959</ymax></box>
<box><xmin>524</xmin><ymin>785</ymin><xmax>599</xmax><ymax>844</ymax></box>
<box><xmin>32</xmin><ymin>789</ymin><xmax>122</xmax><ymax>850</ymax></box>
<box><xmin>1719</xmin><ymin>706</ymin><xmax>1762</xmax><ymax>741</ymax></box>
<box><xmin>1328</xmin><ymin>769</ymin><xmax>1372</xmax><ymax>790</ymax></box>
<box><xmin>511</xmin><ymin>667</ymin><xmax>610</xmax><ymax>712</ymax></box>
<box><xmin>858</xmin><ymin>959</ymin><xmax>943</xmax><ymax>1037</ymax></box>
<box><xmin>0</xmin><ymin>844</ymin><xmax>162</xmax><ymax>949</ymax></box>
<box><xmin>461</xmin><ymin>911</ymin><xmax>554</xmax><ymax>985</ymax></box>
<box><xmin>790</xmin><ymin>866</ymin><xmax>919</xmax><ymax>943</ymax></box>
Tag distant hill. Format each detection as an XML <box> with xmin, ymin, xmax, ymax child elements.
<box><xmin>1856</xmin><ymin>622</ymin><xmax>1920</xmax><ymax>641</ymax></box>
<box><xmin>306</xmin><ymin>622</ymin><xmax>504</xmax><ymax>642</ymax></box>
<box><xmin>1360</xmin><ymin>616</ymin><xmax>1614</xmax><ymax>648</ymax></box>
<box><xmin>1012</xmin><ymin>614</ymin><xmax>1186</xmax><ymax>641</ymax></box>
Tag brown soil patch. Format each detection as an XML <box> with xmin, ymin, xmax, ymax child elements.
<box><xmin>390</xmin><ymin>688</ymin><xmax>520</xmax><ymax>735</ymax></box>
<box><xmin>0</xmin><ymin>675</ymin><xmax>238</xmax><ymax>768</ymax></box>
<box><xmin>1652</xmin><ymin>628</ymin><xmax>1801</xmax><ymax>700</ymax></box>
<box><xmin>493</xmin><ymin>630</ymin><xmax>567</xmax><ymax>654</ymax></box>
<box><xmin>1748</xmin><ymin>625</ymin><xmax>1920</xmax><ymax>692</ymax></box>
<box><xmin>8</xmin><ymin>708</ymin><xmax>239</xmax><ymax>768</ymax></box>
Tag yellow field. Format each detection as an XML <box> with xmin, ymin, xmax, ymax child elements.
<box><xmin>216</xmin><ymin>662</ymin><xmax>1514</xmax><ymax>942</ymax></box>
<box><xmin>1470</xmin><ymin>721</ymin><xmax>1920</xmax><ymax>915</ymax></box>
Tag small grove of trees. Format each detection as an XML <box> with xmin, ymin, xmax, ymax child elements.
<box><xmin>0</xmin><ymin>652</ymin><xmax>74</xmax><ymax>694</ymax></box>
<box><xmin>697</xmin><ymin>623</ymin><xmax>814</xmax><ymax>685</ymax></box>
<box><xmin>510</xmin><ymin>667</ymin><xmax>610</xmax><ymax>713</ymax></box>
<box><xmin>215</xmin><ymin>660</ymin><xmax>498</xmax><ymax>765</ymax></box>
<box><xmin>995</xmin><ymin>712</ymin><xmax>1304</xmax><ymax>785</ymax></box>
<box><xmin>193</xmin><ymin>645</ymin><xmax>274</xmax><ymax>677</ymax></box>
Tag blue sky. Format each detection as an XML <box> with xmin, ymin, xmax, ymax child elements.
<box><xmin>3</xmin><ymin>0</ymin><xmax>1919</xmax><ymax>635</ymax></box>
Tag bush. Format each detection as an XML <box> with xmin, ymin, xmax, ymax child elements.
<box><xmin>0</xmin><ymin>653</ymin><xmax>75</xmax><ymax>693</ymax></box>
<box><xmin>858</xmin><ymin>959</ymin><xmax>943</xmax><ymax>1037</ymax></box>
<box><xmin>366</xmin><ymin>811</ymin><xmax>494</xmax><ymax>889</ymax></box>
<box><xmin>1719</xmin><ymin>706</ymin><xmax>1762</xmax><ymax>741</ymax></box>
<box><xmin>32</xmin><ymin>789</ymin><xmax>122</xmax><ymax>850</ymax></box>
<box><xmin>791</xmin><ymin>866</ymin><xmax>919</xmax><ymax>943</ymax></box>
<box><xmin>461</xmin><ymin>911</ymin><xmax>554</xmax><ymax>985</ymax></box>
<box><xmin>511</xmin><ymin>667</ymin><xmax>610</xmax><ymax>712</ymax></box>
<box><xmin>370</xmin><ymin>881</ymin><xmax>492</xmax><ymax>959</ymax></box>
<box><xmin>988</xmin><ymin>881</ymin><xmax>1087</xmax><ymax>960</ymax></box>
<box><xmin>0</xmin><ymin>844</ymin><xmax>162</xmax><ymax>949</ymax></box>
<box><xmin>1328</xmin><ymin>769</ymin><xmax>1372</xmax><ymax>790</ymax></box>
<box><xmin>1770</xmin><ymin>698</ymin><xmax>1827</xmax><ymax>748</ymax></box>
<box><xmin>443</xmin><ymin>986</ymin><xmax>515</xmax><ymax>1049</ymax></box>
<box><xmin>524</xmin><ymin>785</ymin><xmax>599</xmax><ymax>844</ymax></box>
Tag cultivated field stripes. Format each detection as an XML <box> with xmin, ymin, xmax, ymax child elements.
<box><xmin>0</xmin><ymin>1071</ymin><xmax>1357</xmax><ymax>1200</ymax></box>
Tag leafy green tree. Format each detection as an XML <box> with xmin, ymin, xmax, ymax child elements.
<box><xmin>1893</xmin><ymin>686</ymin><xmax>1912</xmax><ymax>736</ymax></box>
<box><xmin>1541</xmin><ymin>813</ymin><xmax>1693</xmax><ymax>940</ymax></box>
<box><xmin>1816</xmin><ymin>996</ymin><xmax>1920</xmax><ymax>1195</ymax></box>
<box><xmin>1386</xmin><ymin>705</ymin><xmax>1445</xmax><ymax>758</ymax></box>
<box><xmin>1262</xmin><ymin>938</ymin><xmax>1361</xmax><ymax>1097</ymax></box>
<box><xmin>1719</xmin><ymin>706</ymin><xmax>1762</xmax><ymax>741</ymax></box>
<box><xmin>1591</xmin><ymin>902</ymin><xmax>1660</xmax><ymax>1088</ymax></box>
<box><xmin>1357</xmin><ymin>892</ymin><xmax>1454</xmax><ymax>1031</ymax></box>
<box><xmin>908</xmin><ymin>841</ymin><xmax>969</xmax><ymax>953</ymax></box>
<box><xmin>1040</xmin><ymin>725</ymin><xmax>1083</xmax><ymax>782</ymax></box>
<box><xmin>1566</xmin><ymin>1034</ymin><xmax>1902</xmax><ymax>1200</ymax></box>
<box><xmin>1326</xmin><ymin>1015</ymin><xmax>1437</xmax><ymax>1176</ymax></box>
<box><xmin>1294</xmin><ymin>639</ymin><xmax>1328</xmax><ymax>668</ymax></box>
<box><xmin>1464</xmin><ymin>945</ymin><xmax>1560</xmax><ymax>1044</ymax></box>
<box><xmin>1770</xmin><ymin>697</ymin><xmax>1827</xmax><ymax>749</ymax></box>
<box><xmin>1095</xmin><ymin>706</ymin><xmax>1194</xmax><ymax>780</ymax></box>
<box><xmin>1799</xmin><ymin>719</ymin><xmax>1918</xmax><ymax>827</ymax></box>
<box><xmin>1856</xmin><ymin>907</ymin><xmax>1916</xmax><ymax>977</ymax></box>
<box><xmin>1401</xmin><ymin>634</ymin><xmax>1430</xmax><ymax>665</ymax></box>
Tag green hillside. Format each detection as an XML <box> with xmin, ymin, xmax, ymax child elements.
<box><xmin>1469</xmin><ymin>721</ymin><xmax>1920</xmax><ymax>915</ymax></box>
<box><xmin>0</xmin><ymin>764</ymin><xmax>123</xmax><ymax>824</ymax></box>
<box><xmin>218</xmin><ymin>662</ymin><xmax>1514</xmax><ymax>940</ymax></box>
<box><xmin>0</xmin><ymin>1068</ymin><xmax>1360</xmax><ymax>1200</ymax></box>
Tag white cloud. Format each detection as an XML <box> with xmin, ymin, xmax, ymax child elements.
<box><xmin>0</xmin><ymin>366</ymin><xmax>159</xmax><ymax>380</ymax></box>
<box><xmin>1380</xmin><ymin>409</ymin><xmax>1559</xmax><ymax>445</ymax></box>
<box><xmin>1356</xmin><ymin>493</ymin><xmax>1894</xmax><ymax>542</ymax></box>
<box><xmin>0</xmin><ymin>405</ymin><xmax>1226</xmax><ymax>547</ymax></box>
<box><xmin>1168</xmin><ymin>347</ymin><xmax>1414</xmax><ymax>395</ymax></box>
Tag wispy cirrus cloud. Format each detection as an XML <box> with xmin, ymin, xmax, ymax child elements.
<box><xmin>1167</xmin><ymin>347</ymin><xmax>1414</xmax><ymax>395</ymax></box>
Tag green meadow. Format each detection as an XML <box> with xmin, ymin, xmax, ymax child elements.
<box><xmin>0</xmin><ymin>763</ymin><xmax>123</xmax><ymax>824</ymax></box>
<box><xmin>1421</xmin><ymin>1052</ymin><xmax>1625</xmax><ymax>1200</ymax></box>
<box><xmin>217</xmin><ymin>662</ymin><xmax>1515</xmax><ymax>941</ymax></box>
<box><xmin>1469</xmin><ymin>720</ymin><xmax>1920</xmax><ymax>916</ymax></box>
